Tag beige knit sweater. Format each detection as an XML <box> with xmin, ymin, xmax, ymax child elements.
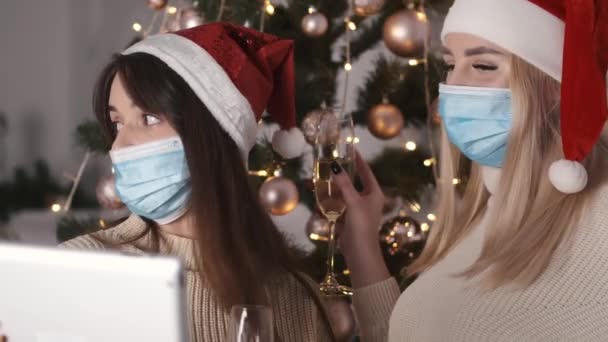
<box><xmin>353</xmin><ymin>167</ymin><xmax>608</xmax><ymax>341</ymax></box>
<box><xmin>60</xmin><ymin>214</ymin><xmax>333</xmax><ymax>342</ymax></box>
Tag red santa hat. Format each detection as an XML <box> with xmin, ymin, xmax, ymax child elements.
<box><xmin>122</xmin><ymin>23</ymin><xmax>306</xmax><ymax>161</ymax></box>
<box><xmin>442</xmin><ymin>0</ymin><xmax>608</xmax><ymax>194</ymax></box>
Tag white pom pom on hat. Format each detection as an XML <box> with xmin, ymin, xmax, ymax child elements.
<box><xmin>442</xmin><ymin>0</ymin><xmax>608</xmax><ymax>194</ymax></box>
<box><xmin>272</xmin><ymin>127</ymin><xmax>306</xmax><ymax>159</ymax></box>
<box><xmin>548</xmin><ymin>160</ymin><xmax>588</xmax><ymax>194</ymax></box>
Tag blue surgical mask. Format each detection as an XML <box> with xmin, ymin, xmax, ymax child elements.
<box><xmin>110</xmin><ymin>136</ymin><xmax>191</xmax><ymax>224</ymax></box>
<box><xmin>439</xmin><ymin>84</ymin><xmax>512</xmax><ymax>168</ymax></box>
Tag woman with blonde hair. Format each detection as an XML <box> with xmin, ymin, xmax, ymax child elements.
<box><xmin>334</xmin><ymin>0</ymin><xmax>608</xmax><ymax>341</ymax></box>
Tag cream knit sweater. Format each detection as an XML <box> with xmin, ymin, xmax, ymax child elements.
<box><xmin>353</xmin><ymin>167</ymin><xmax>608</xmax><ymax>342</ymax></box>
<box><xmin>60</xmin><ymin>214</ymin><xmax>333</xmax><ymax>342</ymax></box>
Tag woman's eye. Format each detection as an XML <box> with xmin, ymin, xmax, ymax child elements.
<box><xmin>113</xmin><ymin>121</ymin><xmax>124</xmax><ymax>132</ymax></box>
<box><xmin>145</xmin><ymin>114</ymin><xmax>161</xmax><ymax>126</ymax></box>
<box><xmin>473</xmin><ymin>63</ymin><xmax>498</xmax><ymax>71</ymax></box>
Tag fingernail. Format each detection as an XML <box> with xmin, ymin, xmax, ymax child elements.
<box><xmin>331</xmin><ymin>161</ymin><xmax>342</xmax><ymax>174</ymax></box>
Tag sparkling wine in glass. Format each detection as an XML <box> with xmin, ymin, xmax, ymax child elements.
<box><xmin>313</xmin><ymin>110</ymin><xmax>355</xmax><ymax>297</ymax></box>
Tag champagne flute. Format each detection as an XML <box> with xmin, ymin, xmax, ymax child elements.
<box><xmin>227</xmin><ymin>305</ymin><xmax>274</xmax><ymax>342</ymax></box>
<box><xmin>313</xmin><ymin>109</ymin><xmax>355</xmax><ymax>297</ymax></box>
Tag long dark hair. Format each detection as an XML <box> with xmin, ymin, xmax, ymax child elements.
<box><xmin>93</xmin><ymin>53</ymin><xmax>335</xmax><ymax>339</ymax></box>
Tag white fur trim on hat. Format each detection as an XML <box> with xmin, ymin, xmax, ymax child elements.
<box><xmin>441</xmin><ymin>0</ymin><xmax>564</xmax><ymax>82</ymax></box>
<box><xmin>122</xmin><ymin>34</ymin><xmax>258</xmax><ymax>161</ymax></box>
<box><xmin>272</xmin><ymin>128</ymin><xmax>306</xmax><ymax>159</ymax></box>
<box><xmin>548</xmin><ymin>159</ymin><xmax>588</xmax><ymax>194</ymax></box>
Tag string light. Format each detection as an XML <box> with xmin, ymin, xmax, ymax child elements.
<box><xmin>309</xmin><ymin>233</ymin><xmax>328</xmax><ymax>241</ymax></box>
<box><xmin>99</xmin><ymin>219</ymin><xmax>107</xmax><ymax>229</ymax></box>
<box><xmin>264</xmin><ymin>0</ymin><xmax>275</xmax><ymax>15</ymax></box>
<box><xmin>452</xmin><ymin>178</ymin><xmax>461</xmax><ymax>185</ymax></box>
<box><xmin>343</xmin><ymin>269</ymin><xmax>351</xmax><ymax>275</ymax></box>
<box><xmin>405</xmin><ymin>141</ymin><xmax>417</xmax><ymax>151</ymax></box>
<box><xmin>336</xmin><ymin>1</ymin><xmax>353</xmax><ymax>117</ymax></box>
<box><xmin>416</xmin><ymin>11</ymin><xmax>427</xmax><ymax>21</ymax></box>
<box><xmin>423</xmin><ymin>158</ymin><xmax>435</xmax><ymax>167</ymax></box>
<box><xmin>273</xmin><ymin>169</ymin><xmax>282</xmax><ymax>177</ymax></box>
<box><xmin>248</xmin><ymin>170</ymin><xmax>269</xmax><ymax>177</ymax></box>
<box><xmin>64</xmin><ymin>151</ymin><xmax>91</xmax><ymax>213</ymax></box>
<box><xmin>427</xmin><ymin>213</ymin><xmax>437</xmax><ymax>221</ymax></box>
<box><xmin>51</xmin><ymin>203</ymin><xmax>62</xmax><ymax>213</ymax></box>
<box><xmin>421</xmin><ymin>222</ymin><xmax>430</xmax><ymax>232</ymax></box>
<box><xmin>408</xmin><ymin>59</ymin><xmax>420</xmax><ymax>66</ymax></box>
<box><xmin>410</xmin><ymin>202</ymin><xmax>421</xmax><ymax>212</ymax></box>
<box><xmin>308</xmin><ymin>6</ymin><xmax>317</xmax><ymax>14</ymax></box>
<box><xmin>347</xmin><ymin>20</ymin><xmax>357</xmax><ymax>31</ymax></box>
<box><xmin>346</xmin><ymin>136</ymin><xmax>360</xmax><ymax>143</ymax></box>
<box><xmin>132</xmin><ymin>22</ymin><xmax>143</xmax><ymax>32</ymax></box>
<box><xmin>167</xmin><ymin>6</ymin><xmax>177</xmax><ymax>14</ymax></box>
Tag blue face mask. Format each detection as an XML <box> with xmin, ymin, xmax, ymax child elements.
<box><xmin>439</xmin><ymin>84</ymin><xmax>512</xmax><ymax>168</ymax></box>
<box><xmin>110</xmin><ymin>137</ymin><xmax>191</xmax><ymax>224</ymax></box>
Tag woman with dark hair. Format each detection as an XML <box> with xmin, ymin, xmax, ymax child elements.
<box><xmin>61</xmin><ymin>23</ymin><xmax>335</xmax><ymax>342</ymax></box>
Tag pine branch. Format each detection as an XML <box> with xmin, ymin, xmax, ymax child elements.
<box><xmin>348</xmin><ymin>0</ymin><xmax>404</xmax><ymax>60</ymax></box>
<box><xmin>351</xmin><ymin>56</ymin><xmax>405</xmax><ymax>124</ymax></box>
<box><xmin>370</xmin><ymin>148</ymin><xmax>435</xmax><ymax>202</ymax></box>
<box><xmin>75</xmin><ymin>121</ymin><xmax>109</xmax><ymax>153</ymax></box>
<box><xmin>350</xmin><ymin>54</ymin><xmax>443</xmax><ymax>127</ymax></box>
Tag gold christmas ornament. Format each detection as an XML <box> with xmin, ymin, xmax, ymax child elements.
<box><xmin>259</xmin><ymin>177</ymin><xmax>299</xmax><ymax>216</ymax></box>
<box><xmin>367</xmin><ymin>102</ymin><xmax>404</xmax><ymax>139</ymax></box>
<box><xmin>383</xmin><ymin>9</ymin><xmax>428</xmax><ymax>58</ymax></box>
<box><xmin>380</xmin><ymin>215</ymin><xmax>424</xmax><ymax>256</ymax></box>
<box><xmin>301</xmin><ymin>109</ymin><xmax>325</xmax><ymax>144</ymax></box>
<box><xmin>95</xmin><ymin>175</ymin><xmax>124</xmax><ymax>210</ymax></box>
<box><xmin>301</xmin><ymin>106</ymin><xmax>341</xmax><ymax>145</ymax></box>
<box><xmin>301</xmin><ymin>12</ymin><xmax>329</xmax><ymax>37</ymax></box>
<box><xmin>316</xmin><ymin>111</ymin><xmax>341</xmax><ymax>145</ymax></box>
<box><xmin>305</xmin><ymin>212</ymin><xmax>331</xmax><ymax>241</ymax></box>
<box><xmin>146</xmin><ymin>0</ymin><xmax>168</xmax><ymax>10</ymax></box>
<box><xmin>354</xmin><ymin>0</ymin><xmax>386</xmax><ymax>16</ymax></box>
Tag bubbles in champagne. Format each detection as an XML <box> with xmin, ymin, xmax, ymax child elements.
<box><xmin>313</xmin><ymin>158</ymin><xmax>354</xmax><ymax>220</ymax></box>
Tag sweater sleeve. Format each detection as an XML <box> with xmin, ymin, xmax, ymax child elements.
<box><xmin>352</xmin><ymin>277</ymin><xmax>401</xmax><ymax>342</ymax></box>
<box><xmin>266</xmin><ymin>272</ymin><xmax>336</xmax><ymax>341</ymax></box>
<box><xmin>58</xmin><ymin>234</ymin><xmax>107</xmax><ymax>250</ymax></box>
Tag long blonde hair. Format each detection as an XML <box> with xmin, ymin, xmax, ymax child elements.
<box><xmin>408</xmin><ymin>56</ymin><xmax>608</xmax><ymax>288</ymax></box>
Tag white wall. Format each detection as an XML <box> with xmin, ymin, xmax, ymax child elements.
<box><xmin>0</xmin><ymin>0</ymin><xmax>150</xmax><ymax>181</ymax></box>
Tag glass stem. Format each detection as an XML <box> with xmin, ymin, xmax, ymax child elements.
<box><xmin>326</xmin><ymin>219</ymin><xmax>337</xmax><ymax>278</ymax></box>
